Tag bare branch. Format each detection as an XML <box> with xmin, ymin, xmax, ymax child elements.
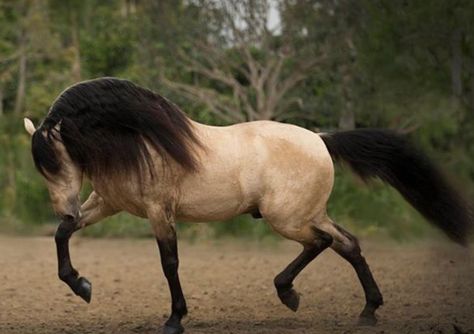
<box><xmin>163</xmin><ymin>0</ymin><xmax>325</xmax><ymax>122</ymax></box>
<box><xmin>0</xmin><ymin>51</ymin><xmax>20</xmax><ymax>64</ymax></box>
<box><xmin>161</xmin><ymin>75</ymin><xmax>245</xmax><ymax>123</ymax></box>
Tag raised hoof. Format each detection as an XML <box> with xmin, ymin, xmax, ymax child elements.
<box><xmin>278</xmin><ymin>289</ymin><xmax>300</xmax><ymax>312</ymax></box>
<box><xmin>163</xmin><ymin>324</ymin><xmax>184</xmax><ymax>334</ymax></box>
<box><xmin>357</xmin><ymin>314</ymin><xmax>377</xmax><ymax>326</ymax></box>
<box><xmin>76</xmin><ymin>277</ymin><xmax>92</xmax><ymax>303</ymax></box>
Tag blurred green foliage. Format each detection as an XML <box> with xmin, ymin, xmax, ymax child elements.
<box><xmin>0</xmin><ymin>0</ymin><xmax>473</xmax><ymax>240</ymax></box>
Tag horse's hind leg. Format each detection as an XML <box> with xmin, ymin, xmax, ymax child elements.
<box><xmin>328</xmin><ymin>222</ymin><xmax>384</xmax><ymax>325</ymax></box>
<box><xmin>274</xmin><ymin>227</ymin><xmax>333</xmax><ymax>312</ymax></box>
<box><xmin>56</xmin><ymin>191</ymin><xmax>116</xmax><ymax>303</ymax></box>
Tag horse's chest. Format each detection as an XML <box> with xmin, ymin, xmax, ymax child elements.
<box><xmin>91</xmin><ymin>179</ymin><xmax>148</xmax><ymax>218</ymax></box>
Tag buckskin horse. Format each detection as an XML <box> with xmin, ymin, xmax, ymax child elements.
<box><xmin>24</xmin><ymin>77</ymin><xmax>472</xmax><ymax>334</ymax></box>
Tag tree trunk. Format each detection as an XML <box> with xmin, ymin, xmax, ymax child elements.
<box><xmin>71</xmin><ymin>14</ymin><xmax>81</xmax><ymax>82</ymax></box>
<box><xmin>339</xmin><ymin>70</ymin><xmax>355</xmax><ymax>130</ymax></box>
<box><xmin>339</xmin><ymin>107</ymin><xmax>355</xmax><ymax>130</ymax></box>
<box><xmin>0</xmin><ymin>85</ymin><xmax>3</xmax><ymax>116</ymax></box>
<box><xmin>258</xmin><ymin>107</ymin><xmax>273</xmax><ymax>121</ymax></box>
<box><xmin>121</xmin><ymin>0</ymin><xmax>137</xmax><ymax>17</ymax></box>
<box><xmin>450</xmin><ymin>29</ymin><xmax>463</xmax><ymax>98</ymax></box>
<box><xmin>14</xmin><ymin>33</ymin><xmax>27</xmax><ymax>115</ymax></box>
<box><xmin>469</xmin><ymin>57</ymin><xmax>474</xmax><ymax>113</ymax></box>
<box><xmin>4</xmin><ymin>150</ymin><xmax>17</xmax><ymax>216</ymax></box>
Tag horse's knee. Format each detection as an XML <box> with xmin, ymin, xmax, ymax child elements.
<box><xmin>55</xmin><ymin>217</ymin><xmax>78</xmax><ymax>241</ymax></box>
<box><xmin>55</xmin><ymin>226</ymin><xmax>71</xmax><ymax>242</ymax></box>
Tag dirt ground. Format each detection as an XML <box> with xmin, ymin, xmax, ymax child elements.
<box><xmin>0</xmin><ymin>236</ymin><xmax>473</xmax><ymax>334</ymax></box>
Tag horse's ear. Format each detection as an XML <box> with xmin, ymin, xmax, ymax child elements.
<box><xmin>24</xmin><ymin>118</ymin><xmax>36</xmax><ymax>136</ymax></box>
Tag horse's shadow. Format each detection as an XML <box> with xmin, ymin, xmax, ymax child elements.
<box><xmin>127</xmin><ymin>317</ymin><xmax>359</xmax><ymax>334</ymax></box>
<box><xmin>9</xmin><ymin>316</ymin><xmax>468</xmax><ymax>334</ymax></box>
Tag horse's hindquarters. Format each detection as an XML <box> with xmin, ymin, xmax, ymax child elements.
<box><xmin>258</xmin><ymin>134</ymin><xmax>334</xmax><ymax>244</ymax></box>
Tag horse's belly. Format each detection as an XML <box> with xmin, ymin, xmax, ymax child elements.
<box><xmin>176</xmin><ymin>195</ymin><xmax>246</xmax><ymax>222</ymax></box>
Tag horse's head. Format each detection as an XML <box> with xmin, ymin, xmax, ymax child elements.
<box><xmin>24</xmin><ymin>118</ymin><xmax>83</xmax><ymax>222</ymax></box>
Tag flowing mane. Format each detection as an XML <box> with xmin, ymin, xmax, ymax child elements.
<box><xmin>32</xmin><ymin>77</ymin><xmax>202</xmax><ymax>178</ymax></box>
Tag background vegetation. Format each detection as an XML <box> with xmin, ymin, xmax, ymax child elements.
<box><xmin>1</xmin><ymin>0</ymin><xmax>473</xmax><ymax>240</ymax></box>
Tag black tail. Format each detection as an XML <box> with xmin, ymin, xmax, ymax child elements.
<box><xmin>320</xmin><ymin>129</ymin><xmax>473</xmax><ymax>245</ymax></box>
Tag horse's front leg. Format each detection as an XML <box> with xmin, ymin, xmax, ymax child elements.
<box><xmin>55</xmin><ymin>215</ymin><xmax>92</xmax><ymax>302</ymax></box>
<box><xmin>150</xmin><ymin>217</ymin><xmax>187</xmax><ymax>334</ymax></box>
<box><xmin>55</xmin><ymin>191</ymin><xmax>117</xmax><ymax>303</ymax></box>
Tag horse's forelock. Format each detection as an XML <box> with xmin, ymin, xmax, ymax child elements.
<box><xmin>31</xmin><ymin>130</ymin><xmax>62</xmax><ymax>180</ymax></box>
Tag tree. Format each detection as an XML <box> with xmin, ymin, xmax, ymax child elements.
<box><xmin>161</xmin><ymin>0</ymin><xmax>327</xmax><ymax>123</ymax></box>
<box><xmin>0</xmin><ymin>1</ymin><xmax>18</xmax><ymax>115</ymax></box>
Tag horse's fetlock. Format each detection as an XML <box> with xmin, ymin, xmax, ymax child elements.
<box><xmin>367</xmin><ymin>291</ymin><xmax>383</xmax><ymax>309</ymax></box>
<box><xmin>373</xmin><ymin>294</ymin><xmax>384</xmax><ymax>307</ymax></box>
<box><xmin>58</xmin><ymin>271</ymin><xmax>71</xmax><ymax>282</ymax></box>
<box><xmin>175</xmin><ymin>299</ymin><xmax>188</xmax><ymax>316</ymax></box>
<box><xmin>274</xmin><ymin>274</ymin><xmax>291</xmax><ymax>291</ymax></box>
<box><xmin>58</xmin><ymin>267</ymin><xmax>78</xmax><ymax>282</ymax></box>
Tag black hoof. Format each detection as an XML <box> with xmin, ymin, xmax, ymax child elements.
<box><xmin>76</xmin><ymin>277</ymin><xmax>92</xmax><ymax>303</ymax></box>
<box><xmin>278</xmin><ymin>288</ymin><xmax>300</xmax><ymax>312</ymax></box>
<box><xmin>163</xmin><ymin>324</ymin><xmax>184</xmax><ymax>334</ymax></box>
<box><xmin>357</xmin><ymin>314</ymin><xmax>377</xmax><ymax>326</ymax></box>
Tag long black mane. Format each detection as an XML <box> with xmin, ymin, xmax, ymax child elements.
<box><xmin>32</xmin><ymin>77</ymin><xmax>203</xmax><ymax>179</ymax></box>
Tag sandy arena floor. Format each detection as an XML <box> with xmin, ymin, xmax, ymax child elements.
<box><xmin>0</xmin><ymin>236</ymin><xmax>473</xmax><ymax>334</ymax></box>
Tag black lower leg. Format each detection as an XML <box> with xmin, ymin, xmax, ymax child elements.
<box><xmin>333</xmin><ymin>226</ymin><xmax>383</xmax><ymax>325</ymax></box>
<box><xmin>55</xmin><ymin>216</ymin><xmax>91</xmax><ymax>303</ymax></box>
<box><xmin>157</xmin><ymin>236</ymin><xmax>187</xmax><ymax>334</ymax></box>
<box><xmin>352</xmin><ymin>255</ymin><xmax>383</xmax><ymax>325</ymax></box>
<box><xmin>274</xmin><ymin>228</ymin><xmax>333</xmax><ymax>312</ymax></box>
